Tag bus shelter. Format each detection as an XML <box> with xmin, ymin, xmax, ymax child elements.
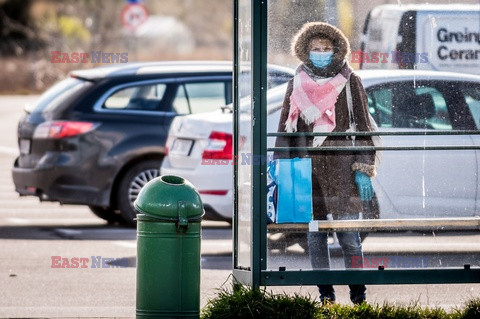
<box><xmin>232</xmin><ymin>0</ymin><xmax>480</xmax><ymax>288</ymax></box>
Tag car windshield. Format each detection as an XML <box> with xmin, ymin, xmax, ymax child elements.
<box><xmin>27</xmin><ymin>77</ymin><xmax>92</xmax><ymax>114</ymax></box>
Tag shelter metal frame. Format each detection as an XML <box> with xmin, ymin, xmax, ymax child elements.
<box><xmin>232</xmin><ymin>0</ymin><xmax>480</xmax><ymax>288</ymax></box>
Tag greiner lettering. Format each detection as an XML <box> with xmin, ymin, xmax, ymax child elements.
<box><xmin>437</xmin><ymin>28</ymin><xmax>480</xmax><ymax>44</ymax></box>
<box><xmin>437</xmin><ymin>46</ymin><xmax>480</xmax><ymax>61</ymax></box>
<box><xmin>436</xmin><ymin>27</ymin><xmax>480</xmax><ymax>61</ymax></box>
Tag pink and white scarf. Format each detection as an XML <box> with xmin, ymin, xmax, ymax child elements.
<box><xmin>286</xmin><ymin>63</ymin><xmax>353</xmax><ymax>147</ymax></box>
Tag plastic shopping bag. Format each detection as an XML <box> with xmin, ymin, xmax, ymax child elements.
<box><xmin>267</xmin><ymin>158</ymin><xmax>312</xmax><ymax>223</ymax></box>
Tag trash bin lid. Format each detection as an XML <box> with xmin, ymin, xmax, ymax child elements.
<box><xmin>134</xmin><ymin>175</ymin><xmax>203</xmax><ymax>221</ymax></box>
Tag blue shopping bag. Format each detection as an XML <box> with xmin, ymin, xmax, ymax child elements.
<box><xmin>267</xmin><ymin>158</ymin><xmax>312</xmax><ymax>223</ymax></box>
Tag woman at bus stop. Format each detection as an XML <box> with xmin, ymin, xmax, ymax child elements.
<box><xmin>274</xmin><ymin>22</ymin><xmax>376</xmax><ymax>304</ymax></box>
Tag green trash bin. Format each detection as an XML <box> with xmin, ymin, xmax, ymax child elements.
<box><xmin>134</xmin><ymin>175</ymin><xmax>204</xmax><ymax>319</ymax></box>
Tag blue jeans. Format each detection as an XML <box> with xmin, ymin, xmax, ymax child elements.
<box><xmin>307</xmin><ymin>213</ymin><xmax>366</xmax><ymax>303</ymax></box>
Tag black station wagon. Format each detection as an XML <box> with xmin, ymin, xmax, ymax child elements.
<box><xmin>12</xmin><ymin>61</ymin><xmax>294</xmax><ymax>225</ymax></box>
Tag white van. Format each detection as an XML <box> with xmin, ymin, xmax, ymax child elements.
<box><xmin>359</xmin><ymin>4</ymin><xmax>480</xmax><ymax>75</ymax></box>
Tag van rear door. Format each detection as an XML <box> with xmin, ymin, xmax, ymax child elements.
<box><xmin>360</xmin><ymin>6</ymin><xmax>408</xmax><ymax>70</ymax></box>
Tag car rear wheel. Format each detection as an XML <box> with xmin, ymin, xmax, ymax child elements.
<box><xmin>117</xmin><ymin>159</ymin><xmax>161</xmax><ymax>226</ymax></box>
<box><xmin>88</xmin><ymin>205</ymin><xmax>125</xmax><ymax>224</ymax></box>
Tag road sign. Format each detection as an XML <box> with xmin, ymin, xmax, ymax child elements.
<box><xmin>121</xmin><ymin>3</ymin><xmax>148</xmax><ymax>32</ymax></box>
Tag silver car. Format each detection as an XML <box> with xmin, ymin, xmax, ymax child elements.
<box><xmin>161</xmin><ymin>70</ymin><xmax>480</xmax><ymax>222</ymax></box>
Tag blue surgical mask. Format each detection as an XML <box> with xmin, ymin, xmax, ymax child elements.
<box><xmin>309</xmin><ymin>51</ymin><xmax>333</xmax><ymax>68</ymax></box>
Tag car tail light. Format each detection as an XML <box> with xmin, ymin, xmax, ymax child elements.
<box><xmin>198</xmin><ymin>190</ymin><xmax>228</xmax><ymax>196</ymax></box>
<box><xmin>165</xmin><ymin>136</ymin><xmax>174</xmax><ymax>156</ymax></box>
<box><xmin>33</xmin><ymin>121</ymin><xmax>96</xmax><ymax>139</ymax></box>
<box><xmin>202</xmin><ymin>131</ymin><xmax>233</xmax><ymax>160</ymax></box>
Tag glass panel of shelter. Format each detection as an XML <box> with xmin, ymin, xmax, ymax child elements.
<box><xmin>236</xmin><ymin>0</ymin><xmax>253</xmax><ymax>270</ymax></box>
<box><xmin>264</xmin><ymin>0</ymin><xmax>480</xmax><ymax>272</ymax></box>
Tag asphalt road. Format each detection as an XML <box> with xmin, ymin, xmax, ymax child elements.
<box><xmin>0</xmin><ymin>96</ymin><xmax>479</xmax><ymax>318</ymax></box>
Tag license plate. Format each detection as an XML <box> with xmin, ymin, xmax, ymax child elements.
<box><xmin>170</xmin><ymin>138</ymin><xmax>193</xmax><ymax>156</ymax></box>
<box><xmin>20</xmin><ymin>139</ymin><xmax>31</xmax><ymax>155</ymax></box>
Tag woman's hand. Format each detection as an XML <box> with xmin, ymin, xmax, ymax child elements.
<box><xmin>354</xmin><ymin>171</ymin><xmax>373</xmax><ymax>201</ymax></box>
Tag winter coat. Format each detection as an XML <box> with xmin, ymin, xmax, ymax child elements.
<box><xmin>274</xmin><ymin>22</ymin><xmax>376</xmax><ymax>219</ymax></box>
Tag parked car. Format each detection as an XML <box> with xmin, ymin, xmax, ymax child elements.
<box><xmin>12</xmin><ymin>61</ymin><xmax>294</xmax><ymax>225</ymax></box>
<box><xmin>161</xmin><ymin>69</ymin><xmax>480</xmax><ymax>222</ymax></box>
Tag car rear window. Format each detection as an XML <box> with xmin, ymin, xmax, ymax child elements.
<box><xmin>173</xmin><ymin>82</ymin><xmax>227</xmax><ymax>114</ymax></box>
<box><xmin>28</xmin><ymin>77</ymin><xmax>91</xmax><ymax>114</ymax></box>
<box><xmin>103</xmin><ymin>83</ymin><xmax>168</xmax><ymax>111</ymax></box>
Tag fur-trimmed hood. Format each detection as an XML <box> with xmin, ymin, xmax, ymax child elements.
<box><xmin>292</xmin><ymin>22</ymin><xmax>350</xmax><ymax>77</ymax></box>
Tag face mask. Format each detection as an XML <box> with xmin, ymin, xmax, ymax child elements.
<box><xmin>309</xmin><ymin>51</ymin><xmax>333</xmax><ymax>68</ymax></box>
